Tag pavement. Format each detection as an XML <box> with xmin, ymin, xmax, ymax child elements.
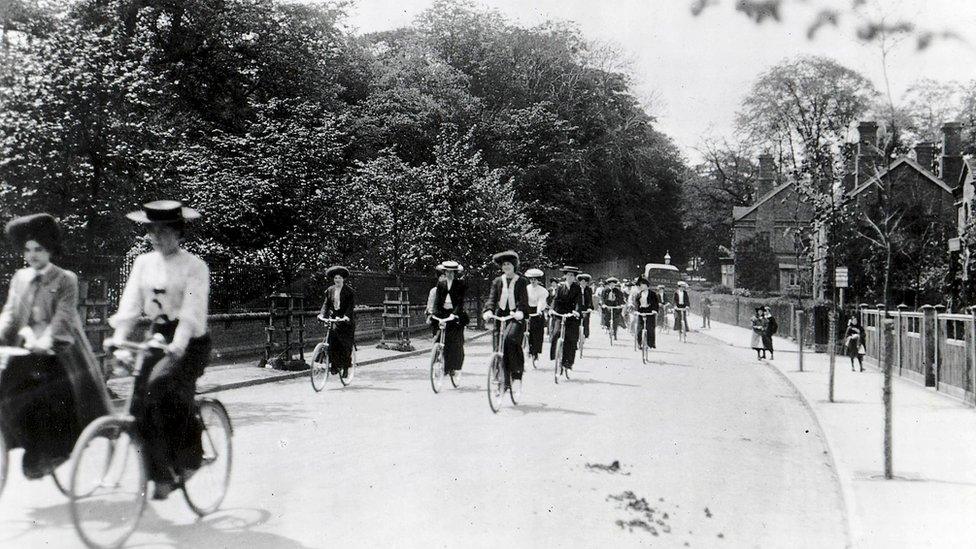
<box><xmin>0</xmin><ymin>314</ymin><xmax>849</xmax><ymax>548</ymax></box>
<box><xmin>688</xmin><ymin>313</ymin><xmax>976</xmax><ymax>549</ymax></box>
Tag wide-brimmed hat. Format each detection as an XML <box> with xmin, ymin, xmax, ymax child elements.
<box><xmin>325</xmin><ymin>266</ymin><xmax>350</xmax><ymax>280</ymax></box>
<box><xmin>525</xmin><ymin>268</ymin><xmax>544</xmax><ymax>279</ymax></box>
<box><xmin>492</xmin><ymin>250</ymin><xmax>519</xmax><ymax>267</ymax></box>
<box><xmin>636</xmin><ymin>277</ymin><xmax>650</xmax><ymax>286</ymax></box>
<box><xmin>560</xmin><ymin>265</ymin><xmax>580</xmax><ymax>274</ymax></box>
<box><xmin>578</xmin><ymin>273</ymin><xmax>592</xmax><ymax>282</ymax></box>
<box><xmin>5</xmin><ymin>213</ymin><xmax>62</xmax><ymax>254</ymax></box>
<box><xmin>125</xmin><ymin>200</ymin><xmax>201</xmax><ymax>224</ymax></box>
<box><xmin>441</xmin><ymin>260</ymin><xmax>462</xmax><ymax>271</ymax></box>
<box><xmin>434</xmin><ymin>263</ymin><xmax>445</xmax><ymax>272</ymax></box>
<box><xmin>677</xmin><ymin>281</ymin><xmax>688</xmax><ymax>287</ymax></box>
<box><xmin>606</xmin><ymin>277</ymin><xmax>619</xmax><ymax>284</ymax></box>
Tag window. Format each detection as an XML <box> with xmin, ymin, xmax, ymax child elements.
<box><xmin>906</xmin><ymin>316</ymin><xmax>921</xmax><ymax>334</ymax></box>
<box><xmin>865</xmin><ymin>314</ymin><xmax>877</xmax><ymax>328</ymax></box>
<box><xmin>945</xmin><ymin>319</ymin><xmax>967</xmax><ymax>344</ymax></box>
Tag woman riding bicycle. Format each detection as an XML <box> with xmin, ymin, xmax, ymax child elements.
<box><xmin>525</xmin><ymin>268</ymin><xmax>548</xmax><ymax>361</ymax></box>
<box><xmin>578</xmin><ymin>273</ymin><xmax>595</xmax><ymax>340</ymax></box>
<box><xmin>106</xmin><ymin>200</ymin><xmax>211</xmax><ymax>501</ymax></box>
<box><xmin>549</xmin><ymin>266</ymin><xmax>584</xmax><ymax>371</ymax></box>
<box><xmin>430</xmin><ymin>261</ymin><xmax>467</xmax><ymax>377</ymax></box>
<box><xmin>320</xmin><ymin>266</ymin><xmax>355</xmax><ymax>377</ymax></box>
<box><xmin>634</xmin><ymin>277</ymin><xmax>660</xmax><ymax>350</ymax></box>
<box><xmin>0</xmin><ymin>214</ymin><xmax>111</xmax><ymax>479</ymax></box>
<box><xmin>481</xmin><ymin>251</ymin><xmax>528</xmax><ymax>389</ymax></box>
<box><xmin>600</xmin><ymin>277</ymin><xmax>625</xmax><ymax>338</ymax></box>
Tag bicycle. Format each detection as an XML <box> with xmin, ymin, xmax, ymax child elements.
<box><xmin>523</xmin><ymin>311</ymin><xmax>544</xmax><ymax>369</ymax></box>
<box><xmin>486</xmin><ymin>314</ymin><xmax>520</xmax><ymax>413</ymax></box>
<box><xmin>429</xmin><ymin>315</ymin><xmax>461</xmax><ymax>393</ymax></box>
<box><xmin>636</xmin><ymin>312</ymin><xmax>657</xmax><ymax>364</ymax></box>
<box><xmin>604</xmin><ymin>305</ymin><xmax>624</xmax><ymax>346</ymax></box>
<box><xmin>309</xmin><ymin>315</ymin><xmax>357</xmax><ymax>392</ymax></box>
<box><xmin>69</xmin><ymin>334</ymin><xmax>233</xmax><ymax>549</ymax></box>
<box><xmin>579</xmin><ymin>311</ymin><xmax>590</xmax><ymax>359</ymax></box>
<box><xmin>0</xmin><ymin>346</ymin><xmax>74</xmax><ymax>500</ymax></box>
<box><xmin>675</xmin><ymin>308</ymin><xmax>688</xmax><ymax>343</ymax></box>
<box><xmin>550</xmin><ymin>311</ymin><xmax>578</xmax><ymax>384</ymax></box>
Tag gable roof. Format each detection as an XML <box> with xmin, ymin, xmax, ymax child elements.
<box><xmin>847</xmin><ymin>156</ymin><xmax>953</xmax><ymax>199</ymax></box>
<box><xmin>732</xmin><ymin>181</ymin><xmax>795</xmax><ymax>222</ymax></box>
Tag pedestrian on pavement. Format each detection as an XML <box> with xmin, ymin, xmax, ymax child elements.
<box><xmin>427</xmin><ymin>264</ymin><xmax>447</xmax><ymax>337</ymax></box>
<box><xmin>482</xmin><ymin>251</ymin><xmax>528</xmax><ymax>388</ymax></box>
<box><xmin>549</xmin><ymin>266</ymin><xmax>584</xmax><ymax>370</ymax></box>
<box><xmin>0</xmin><ymin>213</ymin><xmax>111</xmax><ymax>480</ymax></box>
<box><xmin>578</xmin><ymin>273</ymin><xmax>595</xmax><ymax>339</ymax></box>
<box><xmin>701</xmin><ymin>295</ymin><xmax>712</xmax><ymax>328</ymax></box>
<box><xmin>108</xmin><ymin>199</ymin><xmax>212</xmax><ymax>500</ymax></box>
<box><xmin>634</xmin><ymin>277</ymin><xmax>660</xmax><ymax>350</ymax></box>
<box><xmin>525</xmin><ymin>268</ymin><xmax>549</xmax><ymax>360</ymax></box>
<box><xmin>431</xmin><ymin>261</ymin><xmax>467</xmax><ymax>378</ymax></box>
<box><xmin>844</xmin><ymin>316</ymin><xmax>866</xmax><ymax>372</ymax></box>
<box><xmin>762</xmin><ymin>306</ymin><xmax>777</xmax><ymax>359</ymax></box>
<box><xmin>601</xmin><ymin>277</ymin><xmax>626</xmax><ymax>338</ymax></box>
<box><xmin>320</xmin><ymin>266</ymin><xmax>356</xmax><ymax>377</ymax></box>
<box><xmin>751</xmin><ymin>307</ymin><xmax>766</xmax><ymax>359</ymax></box>
<box><xmin>673</xmin><ymin>281</ymin><xmax>690</xmax><ymax>333</ymax></box>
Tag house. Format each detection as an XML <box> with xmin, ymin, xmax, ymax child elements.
<box><xmin>729</xmin><ymin>154</ymin><xmax>815</xmax><ymax>292</ymax></box>
<box><xmin>949</xmin><ymin>143</ymin><xmax>975</xmax><ymax>298</ymax></box>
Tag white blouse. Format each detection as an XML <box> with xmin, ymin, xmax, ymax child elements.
<box><xmin>110</xmin><ymin>249</ymin><xmax>210</xmax><ymax>349</ymax></box>
<box><xmin>527</xmin><ymin>284</ymin><xmax>549</xmax><ymax>309</ymax></box>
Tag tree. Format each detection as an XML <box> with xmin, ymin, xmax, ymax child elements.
<box><xmin>734</xmin><ymin>234</ymin><xmax>777</xmax><ymax>291</ymax></box>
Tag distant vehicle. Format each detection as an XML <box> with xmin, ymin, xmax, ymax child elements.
<box><xmin>644</xmin><ymin>262</ymin><xmax>682</xmax><ymax>291</ymax></box>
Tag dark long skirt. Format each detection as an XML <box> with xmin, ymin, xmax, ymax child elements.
<box><xmin>581</xmin><ymin>312</ymin><xmax>591</xmax><ymax>338</ymax></box>
<box><xmin>762</xmin><ymin>333</ymin><xmax>774</xmax><ymax>352</ymax></box>
<box><xmin>0</xmin><ymin>354</ymin><xmax>76</xmax><ymax>475</ymax></box>
<box><xmin>636</xmin><ymin>315</ymin><xmax>657</xmax><ymax>349</ymax></box>
<box><xmin>132</xmin><ymin>323</ymin><xmax>211</xmax><ymax>483</ymax></box>
<box><xmin>493</xmin><ymin>318</ymin><xmax>526</xmax><ymax>380</ymax></box>
<box><xmin>441</xmin><ymin>320</ymin><xmax>465</xmax><ymax>372</ymax></box>
<box><xmin>550</xmin><ymin>316</ymin><xmax>581</xmax><ymax>368</ymax></box>
<box><xmin>528</xmin><ymin>308</ymin><xmax>545</xmax><ymax>356</ymax></box>
<box><xmin>328</xmin><ymin>320</ymin><xmax>355</xmax><ymax>369</ymax></box>
<box><xmin>673</xmin><ymin>307</ymin><xmax>689</xmax><ymax>331</ymax></box>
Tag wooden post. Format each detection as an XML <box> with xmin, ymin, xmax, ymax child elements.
<box><xmin>797</xmin><ymin>309</ymin><xmax>804</xmax><ymax>372</ymax></box>
<box><xmin>828</xmin><ymin>304</ymin><xmax>836</xmax><ymax>402</ymax></box>
<box><xmin>882</xmin><ymin>317</ymin><xmax>895</xmax><ymax>479</ymax></box>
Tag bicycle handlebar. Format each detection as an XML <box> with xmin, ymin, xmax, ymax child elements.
<box><xmin>104</xmin><ymin>333</ymin><xmax>168</xmax><ymax>353</ymax></box>
<box><xmin>550</xmin><ymin>311</ymin><xmax>578</xmax><ymax>318</ymax></box>
<box><xmin>430</xmin><ymin>315</ymin><xmax>454</xmax><ymax>324</ymax></box>
<box><xmin>317</xmin><ymin>315</ymin><xmax>350</xmax><ymax>323</ymax></box>
<box><xmin>487</xmin><ymin>314</ymin><xmax>516</xmax><ymax>321</ymax></box>
<box><xmin>604</xmin><ymin>305</ymin><xmax>625</xmax><ymax>309</ymax></box>
<box><xmin>635</xmin><ymin>312</ymin><xmax>658</xmax><ymax>316</ymax></box>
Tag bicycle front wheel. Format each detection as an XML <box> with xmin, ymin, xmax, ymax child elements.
<box><xmin>339</xmin><ymin>351</ymin><xmax>356</xmax><ymax>387</ymax></box>
<box><xmin>642</xmin><ymin>331</ymin><xmax>649</xmax><ymax>364</ymax></box>
<box><xmin>0</xmin><ymin>435</ymin><xmax>7</xmax><ymax>500</ymax></box>
<box><xmin>554</xmin><ymin>339</ymin><xmax>563</xmax><ymax>384</ymax></box>
<box><xmin>310</xmin><ymin>343</ymin><xmax>329</xmax><ymax>392</ymax></box>
<box><xmin>183</xmin><ymin>399</ymin><xmax>233</xmax><ymax>517</ymax></box>
<box><xmin>487</xmin><ymin>354</ymin><xmax>505</xmax><ymax>413</ymax></box>
<box><xmin>70</xmin><ymin>416</ymin><xmax>147</xmax><ymax>549</ymax></box>
<box><xmin>430</xmin><ymin>344</ymin><xmax>444</xmax><ymax>394</ymax></box>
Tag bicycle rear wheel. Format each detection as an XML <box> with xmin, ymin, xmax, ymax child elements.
<box><xmin>579</xmin><ymin>335</ymin><xmax>585</xmax><ymax>359</ymax></box>
<box><xmin>509</xmin><ymin>371</ymin><xmax>521</xmax><ymax>405</ymax></box>
<box><xmin>641</xmin><ymin>330</ymin><xmax>649</xmax><ymax>364</ymax></box>
<box><xmin>430</xmin><ymin>344</ymin><xmax>444</xmax><ymax>394</ymax></box>
<box><xmin>339</xmin><ymin>351</ymin><xmax>356</xmax><ymax>386</ymax></box>
<box><xmin>183</xmin><ymin>399</ymin><xmax>233</xmax><ymax>517</ymax></box>
<box><xmin>487</xmin><ymin>354</ymin><xmax>504</xmax><ymax>413</ymax></box>
<box><xmin>51</xmin><ymin>461</ymin><xmax>71</xmax><ymax>496</ymax></box>
<box><xmin>310</xmin><ymin>343</ymin><xmax>329</xmax><ymax>392</ymax></box>
<box><xmin>450</xmin><ymin>367</ymin><xmax>462</xmax><ymax>388</ymax></box>
<box><xmin>554</xmin><ymin>339</ymin><xmax>563</xmax><ymax>384</ymax></box>
<box><xmin>0</xmin><ymin>436</ymin><xmax>7</xmax><ymax>500</ymax></box>
<box><xmin>70</xmin><ymin>416</ymin><xmax>147</xmax><ymax>549</ymax></box>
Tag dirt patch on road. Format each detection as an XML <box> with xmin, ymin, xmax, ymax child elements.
<box><xmin>607</xmin><ymin>491</ymin><xmax>673</xmax><ymax>536</ymax></box>
<box><xmin>585</xmin><ymin>460</ymin><xmax>631</xmax><ymax>475</ymax></box>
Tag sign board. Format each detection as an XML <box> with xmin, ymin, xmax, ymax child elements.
<box><xmin>835</xmin><ymin>267</ymin><xmax>849</xmax><ymax>288</ymax></box>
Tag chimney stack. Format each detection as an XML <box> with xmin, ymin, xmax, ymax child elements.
<box><xmin>841</xmin><ymin>142</ymin><xmax>857</xmax><ymax>193</ymax></box>
<box><xmin>856</xmin><ymin>121</ymin><xmax>880</xmax><ymax>186</ymax></box>
<box><xmin>913</xmin><ymin>142</ymin><xmax>937</xmax><ymax>173</ymax></box>
<box><xmin>756</xmin><ymin>154</ymin><xmax>775</xmax><ymax>199</ymax></box>
<box><xmin>940</xmin><ymin>121</ymin><xmax>963</xmax><ymax>186</ymax></box>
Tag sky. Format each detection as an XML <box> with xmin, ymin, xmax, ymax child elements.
<box><xmin>340</xmin><ymin>0</ymin><xmax>976</xmax><ymax>163</ymax></box>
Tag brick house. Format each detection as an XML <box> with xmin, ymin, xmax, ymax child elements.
<box><xmin>949</xmin><ymin>153</ymin><xmax>976</xmax><ymax>300</ymax></box>
<box><xmin>729</xmin><ymin>154</ymin><xmax>815</xmax><ymax>292</ymax></box>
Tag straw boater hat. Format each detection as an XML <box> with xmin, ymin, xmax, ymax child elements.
<box><xmin>636</xmin><ymin>277</ymin><xmax>650</xmax><ymax>287</ymax></box>
<box><xmin>492</xmin><ymin>250</ymin><xmax>519</xmax><ymax>267</ymax></box>
<box><xmin>561</xmin><ymin>265</ymin><xmax>580</xmax><ymax>274</ymax></box>
<box><xmin>578</xmin><ymin>273</ymin><xmax>592</xmax><ymax>282</ymax></box>
<box><xmin>441</xmin><ymin>260</ymin><xmax>462</xmax><ymax>271</ymax></box>
<box><xmin>678</xmin><ymin>281</ymin><xmax>688</xmax><ymax>287</ymax></box>
<box><xmin>125</xmin><ymin>200</ymin><xmax>201</xmax><ymax>224</ymax></box>
<box><xmin>525</xmin><ymin>268</ymin><xmax>544</xmax><ymax>279</ymax></box>
<box><xmin>5</xmin><ymin>213</ymin><xmax>62</xmax><ymax>254</ymax></box>
<box><xmin>605</xmin><ymin>277</ymin><xmax>619</xmax><ymax>284</ymax></box>
<box><xmin>325</xmin><ymin>266</ymin><xmax>350</xmax><ymax>280</ymax></box>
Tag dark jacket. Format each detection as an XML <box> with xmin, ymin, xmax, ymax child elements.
<box><xmin>320</xmin><ymin>284</ymin><xmax>355</xmax><ymax>320</ymax></box>
<box><xmin>673</xmin><ymin>289</ymin><xmax>690</xmax><ymax>309</ymax></box>
<box><xmin>581</xmin><ymin>286</ymin><xmax>595</xmax><ymax>311</ymax></box>
<box><xmin>552</xmin><ymin>281</ymin><xmax>585</xmax><ymax>315</ymax></box>
<box><xmin>433</xmin><ymin>278</ymin><xmax>467</xmax><ymax>319</ymax></box>
<box><xmin>601</xmin><ymin>287</ymin><xmax>625</xmax><ymax>306</ymax></box>
<box><xmin>484</xmin><ymin>275</ymin><xmax>529</xmax><ymax>316</ymax></box>
<box><xmin>636</xmin><ymin>289</ymin><xmax>661</xmax><ymax>313</ymax></box>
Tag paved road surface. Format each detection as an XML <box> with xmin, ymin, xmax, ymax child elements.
<box><xmin>0</xmin><ymin>318</ymin><xmax>848</xmax><ymax>548</ymax></box>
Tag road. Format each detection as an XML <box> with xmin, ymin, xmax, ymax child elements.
<box><xmin>0</xmin><ymin>317</ymin><xmax>848</xmax><ymax>548</ymax></box>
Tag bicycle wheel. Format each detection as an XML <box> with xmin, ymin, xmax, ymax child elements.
<box><xmin>487</xmin><ymin>354</ymin><xmax>504</xmax><ymax>414</ymax></box>
<box><xmin>183</xmin><ymin>399</ymin><xmax>233</xmax><ymax>517</ymax></box>
<box><xmin>579</xmin><ymin>335</ymin><xmax>585</xmax><ymax>359</ymax></box>
<box><xmin>641</xmin><ymin>330</ymin><xmax>649</xmax><ymax>364</ymax></box>
<box><xmin>430</xmin><ymin>344</ymin><xmax>444</xmax><ymax>394</ymax></box>
<box><xmin>509</xmin><ymin>371</ymin><xmax>521</xmax><ymax>405</ymax></box>
<box><xmin>310</xmin><ymin>343</ymin><xmax>329</xmax><ymax>392</ymax></box>
<box><xmin>0</xmin><ymin>436</ymin><xmax>7</xmax><ymax>500</ymax></box>
<box><xmin>450</xmin><ymin>366</ymin><xmax>462</xmax><ymax>388</ymax></box>
<box><xmin>554</xmin><ymin>339</ymin><xmax>563</xmax><ymax>384</ymax></box>
<box><xmin>339</xmin><ymin>351</ymin><xmax>356</xmax><ymax>387</ymax></box>
<box><xmin>70</xmin><ymin>416</ymin><xmax>147</xmax><ymax>549</ymax></box>
<box><xmin>51</xmin><ymin>462</ymin><xmax>71</xmax><ymax>496</ymax></box>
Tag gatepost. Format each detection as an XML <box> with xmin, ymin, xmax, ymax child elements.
<box><xmin>920</xmin><ymin>304</ymin><xmax>937</xmax><ymax>387</ymax></box>
<box><xmin>934</xmin><ymin>304</ymin><xmax>946</xmax><ymax>388</ymax></box>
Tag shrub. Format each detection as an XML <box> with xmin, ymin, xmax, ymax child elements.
<box><xmin>712</xmin><ymin>284</ymin><xmax>733</xmax><ymax>294</ymax></box>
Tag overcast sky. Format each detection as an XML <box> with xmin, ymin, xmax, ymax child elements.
<box><xmin>344</xmin><ymin>0</ymin><xmax>976</xmax><ymax>162</ymax></box>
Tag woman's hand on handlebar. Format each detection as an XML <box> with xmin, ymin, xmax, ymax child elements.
<box><xmin>513</xmin><ymin>311</ymin><xmax>524</xmax><ymax>321</ymax></box>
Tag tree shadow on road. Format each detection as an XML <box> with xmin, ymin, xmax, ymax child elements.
<box><xmin>565</xmin><ymin>378</ymin><xmax>640</xmax><ymax>388</ymax></box>
<box><xmin>131</xmin><ymin>506</ymin><xmax>314</xmax><ymax>548</ymax></box>
<box><xmin>513</xmin><ymin>403</ymin><xmax>596</xmax><ymax>416</ymax></box>
<box><xmin>225</xmin><ymin>401</ymin><xmax>314</xmax><ymax>428</ymax></box>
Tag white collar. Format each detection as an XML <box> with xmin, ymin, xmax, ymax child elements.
<box><xmin>33</xmin><ymin>263</ymin><xmax>53</xmax><ymax>277</ymax></box>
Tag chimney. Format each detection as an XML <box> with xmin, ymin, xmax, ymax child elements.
<box><xmin>940</xmin><ymin>121</ymin><xmax>964</xmax><ymax>186</ymax></box>
<box><xmin>841</xmin><ymin>142</ymin><xmax>857</xmax><ymax>193</ymax></box>
<box><xmin>913</xmin><ymin>142</ymin><xmax>937</xmax><ymax>173</ymax></box>
<box><xmin>856</xmin><ymin>121</ymin><xmax>880</xmax><ymax>186</ymax></box>
<box><xmin>756</xmin><ymin>154</ymin><xmax>775</xmax><ymax>199</ymax></box>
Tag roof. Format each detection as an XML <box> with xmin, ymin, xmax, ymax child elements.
<box><xmin>847</xmin><ymin>156</ymin><xmax>953</xmax><ymax>199</ymax></box>
<box><xmin>732</xmin><ymin>181</ymin><xmax>795</xmax><ymax>222</ymax></box>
